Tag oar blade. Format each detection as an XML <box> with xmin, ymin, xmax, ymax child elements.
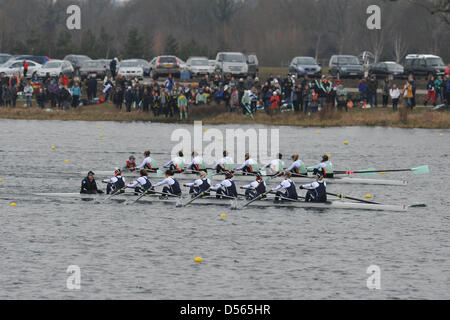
<box><xmin>157</xmin><ymin>170</ymin><xmax>164</xmax><ymax>178</ymax></box>
<box><xmin>357</xmin><ymin>168</ymin><xmax>377</xmax><ymax>176</ymax></box>
<box><xmin>412</xmin><ymin>165</ymin><xmax>430</xmax><ymax>175</ymax></box>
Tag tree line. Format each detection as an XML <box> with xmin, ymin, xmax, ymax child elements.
<box><xmin>0</xmin><ymin>0</ymin><xmax>448</xmax><ymax>65</ymax></box>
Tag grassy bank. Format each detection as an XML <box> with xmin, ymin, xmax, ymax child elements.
<box><xmin>0</xmin><ymin>103</ymin><xmax>449</xmax><ymax>129</ymax></box>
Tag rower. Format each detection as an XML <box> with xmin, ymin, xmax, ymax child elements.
<box><xmin>315</xmin><ymin>155</ymin><xmax>334</xmax><ymax>178</ymax></box>
<box><xmin>164</xmin><ymin>151</ymin><xmax>186</xmax><ymax>173</ymax></box>
<box><xmin>242</xmin><ymin>173</ymin><xmax>267</xmax><ymax>200</ymax></box>
<box><xmin>271</xmin><ymin>172</ymin><xmax>298</xmax><ymax>203</ymax></box>
<box><xmin>186</xmin><ymin>152</ymin><xmax>207</xmax><ymax>173</ymax></box>
<box><xmin>236</xmin><ymin>153</ymin><xmax>260</xmax><ymax>174</ymax></box>
<box><xmin>184</xmin><ymin>171</ymin><xmax>211</xmax><ymax>197</ymax></box>
<box><xmin>153</xmin><ymin>170</ymin><xmax>182</xmax><ymax>198</ymax></box>
<box><xmin>127</xmin><ymin>169</ymin><xmax>154</xmax><ymax>195</ymax></box>
<box><xmin>102</xmin><ymin>168</ymin><xmax>126</xmax><ymax>195</ymax></box>
<box><xmin>124</xmin><ymin>155</ymin><xmax>137</xmax><ymax>172</ymax></box>
<box><xmin>212</xmin><ymin>150</ymin><xmax>234</xmax><ymax>173</ymax></box>
<box><xmin>137</xmin><ymin>150</ymin><xmax>159</xmax><ymax>171</ymax></box>
<box><xmin>263</xmin><ymin>153</ymin><xmax>285</xmax><ymax>174</ymax></box>
<box><xmin>80</xmin><ymin>171</ymin><xmax>104</xmax><ymax>194</ymax></box>
<box><xmin>286</xmin><ymin>154</ymin><xmax>307</xmax><ymax>176</ymax></box>
<box><xmin>211</xmin><ymin>171</ymin><xmax>238</xmax><ymax>199</ymax></box>
<box><xmin>300</xmin><ymin>168</ymin><xmax>327</xmax><ymax>203</ymax></box>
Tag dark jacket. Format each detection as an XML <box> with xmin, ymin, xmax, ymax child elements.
<box><xmin>81</xmin><ymin>177</ymin><xmax>100</xmax><ymax>194</ymax></box>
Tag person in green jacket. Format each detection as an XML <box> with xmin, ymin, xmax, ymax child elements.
<box><xmin>177</xmin><ymin>88</ymin><xmax>188</xmax><ymax>120</ymax></box>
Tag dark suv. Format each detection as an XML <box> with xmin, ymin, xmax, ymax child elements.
<box><xmin>289</xmin><ymin>56</ymin><xmax>322</xmax><ymax>78</ymax></box>
<box><xmin>328</xmin><ymin>55</ymin><xmax>364</xmax><ymax>79</ymax></box>
<box><xmin>404</xmin><ymin>54</ymin><xmax>446</xmax><ymax>78</ymax></box>
<box><xmin>149</xmin><ymin>56</ymin><xmax>182</xmax><ymax>80</ymax></box>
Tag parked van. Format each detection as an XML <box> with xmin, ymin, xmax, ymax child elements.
<box><xmin>215</xmin><ymin>52</ymin><xmax>248</xmax><ymax>77</ymax></box>
<box><xmin>246</xmin><ymin>54</ymin><xmax>259</xmax><ymax>77</ymax></box>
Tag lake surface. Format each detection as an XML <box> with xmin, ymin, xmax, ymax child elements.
<box><xmin>0</xmin><ymin>120</ymin><xmax>449</xmax><ymax>299</ymax></box>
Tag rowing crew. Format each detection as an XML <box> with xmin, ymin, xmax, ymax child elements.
<box><xmin>120</xmin><ymin>150</ymin><xmax>334</xmax><ymax>178</ymax></box>
<box><xmin>80</xmin><ymin>167</ymin><xmax>328</xmax><ymax>203</ymax></box>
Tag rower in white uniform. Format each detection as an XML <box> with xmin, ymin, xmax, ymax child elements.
<box><xmin>286</xmin><ymin>154</ymin><xmax>307</xmax><ymax>175</ymax></box>
<box><xmin>164</xmin><ymin>151</ymin><xmax>186</xmax><ymax>173</ymax></box>
<box><xmin>184</xmin><ymin>171</ymin><xmax>211</xmax><ymax>197</ymax></box>
<box><xmin>137</xmin><ymin>150</ymin><xmax>159</xmax><ymax>171</ymax></box>
<box><xmin>212</xmin><ymin>151</ymin><xmax>234</xmax><ymax>173</ymax></box>
<box><xmin>263</xmin><ymin>153</ymin><xmax>285</xmax><ymax>174</ymax></box>
<box><xmin>242</xmin><ymin>173</ymin><xmax>267</xmax><ymax>200</ymax></box>
<box><xmin>153</xmin><ymin>170</ymin><xmax>182</xmax><ymax>198</ymax></box>
<box><xmin>186</xmin><ymin>152</ymin><xmax>206</xmax><ymax>173</ymax></box>
<box><xmin>300</xmin><ymin>168</ymin><xmax>327</xmax><ymax>203</ymax></box>
<box><xmin>271</xmin><ymin>172</ymin><xmax>298</xmax><ymax>203</ymax></box>
<box><xmin>211</xmin><ymin>171</ymin><xmax>238</xmax><ymax>199</ymax></box>
<box><xmin>127</xmin><ymin>169</ymin><xmax>154</xmax><ymax>194</ymax></box>
<box><xmin>236</xmin><ymin>153</ymin><xmax>260</xmax><ymax>174</ymax></box>
<box><xmin>103</xmin><ymin>168</ymin><xmax>126</xmax><ymax>195</ymax></box>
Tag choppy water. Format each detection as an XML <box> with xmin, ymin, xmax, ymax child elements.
<box><xmin>0</xmin><ymin>119</ymin><xmax>449</xmax><ymax>299</ymax></box>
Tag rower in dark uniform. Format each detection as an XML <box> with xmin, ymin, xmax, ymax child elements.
<box><xmin>184</xmin><ymin>171</ymin><xmax>211</xmax><ymax>197</ymax></box>
<box><xmin>153</xmin><ymin>170</ymin><xmax>182</xmax><ymax>198</ymax></box>
<box><xmin>103</xmin><ymin>168</ymin><xmax>126</xmax><ymax>195</ymax></box>
<box><xmin>80</xmin><ymin>171</ymin><xmax>104</xmax><ymax>194</ymax></box>
<box><xmin>242</xmin><ymin>173</ymin><xmax>267</xmax><ymax>200</ymax></box>
<box><xmin>300</xmin><ymin>168</ymin><xmax>327</xmax><ymax>203</ymax></box>
<box><xmin>211</xmin><ymin>171</ymin><xmax>238</xmax><ymax>199</ymax></box>
<box><xmin>271</xmin><ymin>172</ymin><xmax>298</xmax><ymax>203</ymax></box>
<box><xmin>127</xmin><ymin>169</ymin><xmax>154</xmax><ymax>195</ymax></box>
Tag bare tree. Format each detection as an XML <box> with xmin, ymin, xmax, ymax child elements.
<box><xmin>393</xmin><ymin>32</ymin><xmax>409</xmax><ymax>63</ymax></box>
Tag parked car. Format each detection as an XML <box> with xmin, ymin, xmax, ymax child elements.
<box><xmin>186</xmin><ymin>57</ymin><xmax>213</xmax><ymax>77</ymax></box>
<box><xmin>118</xmin><ymin>59</ymin><xmax>145</xmax><ymax>79</ymax></box>
<box><xmin>246</xmin><ymin>54</ymin><xmax>259</xmax><ymax>77</ymax></box>
<box><xmin>148</xmin><ymin>56</ymin><xmax>182</xmax><ymax>80</ymax></box>
<box><xmin>0</xmin><ymin>54</ymin><xmax>13</xmax><ymax>65</ymax></box>
<box><xmin>79</xmin><ymin>60</ymin><xmax>109</xmax><ymax>79</ymax></box>
<box><xmin>63</xmin><ymin>54</ymin><xmax>91</xmax><ymax>75</ymax></box>
<box><xmin>328</xmin><ymin>55</ymin><xmax>364</xmax><ymax>79</ymax></box>
<box><xmin>404</xmin><ymin>54</ymin><xmax>446</xmax><ymax>78</ymax></box>
<box><xmin>289</xmin><ymin>56</ymin><xmax>322</xmax><ymax>78</ymax></box>
<box><xmin>14</xmin><ymin>55</ymin><xmax>50</xmax><ymax>65</ymax></box>
<box><xmin>0</xmin><ymin>59</ymin><xmax>42</xmax><ymax>78</ymax></box>
<box><xmin>132</xmin><ymin>59</ymin><xmax>151</xmax><ymax>76</ymax></box>
<box><xmin>215</xmin><ymin>52</ymin><xmax>248</xmax><ymax>77</ymax></box>
<box><xmin>369</xmin><ymin>61</ymin><xmax>404</xmax><ymax>78</ymax></box>
<box><xmin>37</xmin><ymin>60</ymin><xmax>74</xmax><ymax>78</ymax></box>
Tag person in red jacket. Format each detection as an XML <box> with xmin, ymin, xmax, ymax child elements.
<box><xmin>270</xmin><ymin>91</ymin><xmax>280</xmax><ymax>114</ymax></box>
<box><xmin>23</xmin><ymin>60</ymin><xmax>29</xmax><ymax>78</ymax></box>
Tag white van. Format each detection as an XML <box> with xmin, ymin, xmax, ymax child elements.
<box><xmin>215</xmin><ymin>52</ymin><xmax>248</xmax><ymax>77</ymax></box>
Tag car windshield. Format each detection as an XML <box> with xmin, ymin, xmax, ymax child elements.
<box><xmin>44</xmin><ymin>62</ymin><xmax>62</xmax><ymax>69</ymax></box>
<box><xmin>223</xmin><ymin>54</ymin><xmax>245</xmax><ymax>63</ymax></box>
<box><xmin>159</xmin><ymin>57</ymin><xmax>177</xmax><ymax>63</ymax></box>
<box><xmin>337</xmin><ymin>57</ymin><xmax>360</xmax><ymax>65</ymax></box>
<box><xmin>426</xmin><ymin>58</ymin><xmax>445</xmax><ymax>67</ymax></box>
<box><xmin>83</xmin><ymin>61</ymin><xmax>103</xmax><ymax>68</ymax></box>
<box><xmin>0</xmin><ymin>56</ymin><xmax>11</xmax><ymax>64</ymax></box>
<box><xmin>296</xmin><ymin>57</ymin><xmax>316</xmax><ymax>65</ymax></box>
<box><xmin>191</xmin><ymin>60</ymin><xmax>208</xmax><ymax>66</ymax></box>
<box><xmin>386</xmin><ymin>63</ymin><xmax>403</xmax><ymax>71</ymax></box>
<box><xmin>120</xmin><ymin>61</ymin><xmax>140</xmax><ymax>67</ymax></box>
<box><xmin>73</xmin><ymin>56</ymin><xmax>90</xmax><ymax>63</ymax></box>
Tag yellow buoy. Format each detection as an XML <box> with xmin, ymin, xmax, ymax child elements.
<box><xmin>97</xmin><ymin>126</ymin><xmax>102</xmax><ymax>130</ymax></box>
<box><xmin>100</xmin><ymin>135</ymin><xmax>104</xmax><ymax>138</ymax></box>
<box><xmin>194</xmin><ymin>257</ymin><xmax>203</xmax><ymax>263</ymax></box>
<box><xmin>221</xmin><ymin>213</ymin><xmax>227</xmax><ymax>218</ymax></box>
<box><xmin>10</xmin><ymin>202</ymin><xmax>17</xmax><ymax>207</ymax></box>
<box><xmin>327</xmin><ymin>154</ymin><xmax>332</xmax><ymax>158</ymax></box>
<box><xmin>64</xmin><ymin>160</ymin><xmax>70</xmax><ymax>163</ymax></box>
<box><xmin>0</xmin><ymin>178</ymin><xmax>3</xmax><ymax>183</ymax></box>
<box><xmin>344</xmin><ymin>141</ymin><xmax>349</xmax><ymax>145</ymax></box>
<box><xmin>204</xmin><ymin>128</ymin><xmax>208</xmax><ymax>132</ymax></box>
<box><xmin>365</xmin><ymin>194</ymin><xmax>372</xmax><ymax>199</ymax></box>
<box><xmin>51</xmin><ymin>146</ymin><xmax>55</xmax><ymax>150</ymax></box>
<box><xmin>440</xmin><ymin>133</ymin><xmax>444</xmax><ymax>137</ymax></box>
<box><xmin>316</xmin><ymin>131</ymin><xmax>321</xmax><ymax>134</ymax></box>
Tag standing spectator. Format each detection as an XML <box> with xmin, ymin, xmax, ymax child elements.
<box><xmin>24</xmin><ymin>81</ymin><xmax>34</xmax><ymax>107</ymax></box>
<box><xmin>2</xmin><ymin>84</ymin><xmax>12</xmax><ymax>106</ymax></box>
<box><xmin>435</xmin><ymin>75</ymin><xmax>445</xmax><ymax>105</ymax></box>
<box><xmin>445</xmin><ymin>75</ymin><xmax>450</xmax><ymax>108</ymax></box>
<box><xmin>230</xmin><ymin>86</ymin><xmax>240</xmax><ymax>113</ymax></box>
<box><xmin>165</xmin><ymin>74</ymin><xmax>175</xmax><ymax>93</ymax></box>
<box><xmin>382</xmin><ymin>77</ymin><xmax>390</xmax><ymax>108</ymax></box>
<box><xmin>110</xmin><ymin>58</ymin><xmax>118</xmax><ymax>79</ymax></box>
<box><xmin>336</xmin><ymin>83</ymin><xmax>348</xmax><ymax>112</ymax></box>
<box><xmin>390</xmin><ymin>83</ymin><xmax>401</xmax><ymax>111</ymax></box>
<box><xmin>23</xmin><ymin>60</ymin><xmax>29</xmax><ymax>78</ymax></box>
<box><xmin>10</xmin><ymin>85</ymin><xmax>18</xmax><ymax>107</ymax></box>
<box><xmin>124</xmin><ymin>86</ymin><xmax>134</xmax><ymax>112</ymax></box>
<box><xmin>409</xmin><ymin>75</ymin><xmax>417</xmax><ymax>108</ymax></box>
<box><xmin>367</xmin><ymin>76</ymin><xmax>378</xmax><ymax>107</ymax></box>
<box><xmin>177</xmin><ymin>88</ymin><xmax>188</xmax><ymax>120</ymax></box>
<box><xmin>114</xmin><ymin>86</ymin><xmax>124</xmax><ymax>110</ymax></box>
<box><xmin>424</xmin><ymin>76</ymin><xmax>436</xmax><ymax>106</ymax></box>
<box><xmin>48</xmin><ymin>80</ymin><xmax>59</xmax><ymax>108</ymax></box>
<box><xmin>142</xmin><ymin>87</ymin><xmax>152</xmax><ymax>113</ymax></box>
<box><xmin>269</xmin><ymin>91</ymin><xmax>280</xmax><ymax>114</ymax></box>
<box><xmin>87</xmin><ymin>75</ymin><xmax>98</xmax><ymax>101</ymax></box>
<box><xmin>403</xmin><ymin>80</ymin><xmax>414</xmax><ymax>110</ymax></box>
<box><xmin>36</xmin><ymin>88</ymin><xmax>46</xmax><ymax>109</ymax></box>
<box><xmin>241</xmin><ymin>90</ymin><xmax>251</xmax><ymax>115</ymax></box>
<box><xmin>71</xmin><ymin>82</ymin><xmax>82</xmax><ymax>108</ymax></box>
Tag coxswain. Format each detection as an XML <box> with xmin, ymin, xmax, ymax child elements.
<box><xmin>153</xmin><ymin>170</ymin><xmax>182</xmax><ymax>198</ymax></box>
<box><xmin>164</xmin><ymin>151</ymin><xmax>186</xmax><ymax>173</ymax></box>
<box><xmin>127</xmin><ymin>169</ymin><xmax>154</xmax><ymax>195</ymax></box>
<box><xmin>137</xmin><ymin>150</ymin><xmax>159</xmax><ymax>171</ymax></box>
<box><xmin>186</xmin><ymin>152</ymin><xmax>206</xmax><ymax>172</ymax></box>
<box><xmin>300</xmin><ymin>168</ymin><xmax>327</xmax><ymax>203</ymax></box>
<box><xmin>271</xmin><ymin>172</ymin><xmax>298</xmax><ymax>203</ymax></box>
<box><xmin>236</xmin><ymin>153</ymin><xmax>260</xmax><ymax>174</ymax></box>
<box><xmin>80</xmin><ymin>171</ymin><xmax>104</xmax><ymax>194</ymax></box>
<box><xmin>263</xmin><ymin>153</ymin><xmax>285</xmax><ymax>174</ymax></box>
<box><xmin>184</xmin><ymin>171</ymin><xmax>211</xmax><ymax>197</ymax></box>
<box><xmin>211</xmin><ymin>171</ymin><xmax>238</xmax><ymax>199</ymax></box>
<box><xmin>124</xmin><ymin>155</ymin><xmax>137</xmax><ymax>172</ymax></box>
<box><xmin>286</xmin><ymin>154</ymin><xmax>307</xmax><ymax>175</ymax></box>
<box><xmin>242</xmin><ymin>173</ymin><xmax>267</xmax><ymax>200</ymax></box>
<box><xmin>315</xmin><ymin>155</ymin><xmax>334</xmax><ymax>178</ymax></box>
<box><xmin>102</xmin><ymin>168</ymin><xmax>126</xmax><ymax>195</ymax></box>
<box><xmin>212</xmin><ymin>150</ymin><xmax>234</xmax><ymax>173</ymax></box>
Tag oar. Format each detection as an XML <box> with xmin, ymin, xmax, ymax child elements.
<box><xmin>239</xmin><ymin>172</ymin><xmax>282</xmax><ymax>209</ymax></box>
<box><xmin>103</xmin><ymin>187</ymin><xmax>127</xmax><ymax>202</ymax></box>
<box><xmin>179</xmin><ymin>188</ymin><xmax>211</xmax><ymax>207</ymax></box>
<box><xmin>334</xmin><ymin>165</ymin><xmax>430</xmax><ymax>176</ymax></box>
<box><xmin>327</xmin><ymin>192</ymin><xmax>380</xmax><ymax>205</ymax></box>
